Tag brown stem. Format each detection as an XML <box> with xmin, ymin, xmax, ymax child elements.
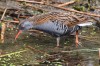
<box><xmin>0</xmin><ymin>8</ymin><xmax>7</xmax><ymax>20</ymax></box>
<box><xmin>58</xmin><ymin>0</ymin><xmax>76</xmax><ymax>7</ymax></box>
<box><xmin>1</xmin><ymin>23</ymin><xmax>6</xmax><ymax>43</ymax></box>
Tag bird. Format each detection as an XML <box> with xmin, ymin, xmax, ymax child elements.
<box><xmin>15</xmin><ymin>12</ymin><xmax>94</xmax><ymax>47</ymax></box>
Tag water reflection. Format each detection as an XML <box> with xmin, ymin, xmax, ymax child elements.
<box><xmin>84</xmin><ymin>60</ymin><xmax>94</xmax><ymax>66</ymax></box>
<box><xmin>81</xmin><ymin>58</ymin><xmax>99</xmax><ymax>66</ymax></box>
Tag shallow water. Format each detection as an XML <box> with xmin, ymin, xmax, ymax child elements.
<box><xmin>0</xmin><ymin>27</ymin><xmax>100</xmax><ymax>66</ymax></box>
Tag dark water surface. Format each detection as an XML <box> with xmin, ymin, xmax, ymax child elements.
<box><xmin>0</xmin><ymin>27</ymin><xmax>100</xmax><ymax>66</ymax></box>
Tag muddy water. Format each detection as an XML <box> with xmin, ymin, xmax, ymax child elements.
<box><xmin>0</xmin><ymin>26</ymin><xmax>100</xmax><ymax>66</ymax></box>
<box><xmin>78</xmin><ymin>27</ymin><xmax>100</xmax><ymax>66</ymax></box>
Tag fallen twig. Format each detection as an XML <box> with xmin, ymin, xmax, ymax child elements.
<box><xmin>0</xmin><ymin>8</ymin><xmax>7</xmax><ymax>43</ymax></box>
<box><xmin>1</xmin><ymin>23</ymin><xmax>6</xmax><ymax>43</ymax></box>
<box><xmin>99</xmin><ymin>48</ymin><xmax>100</xmax><ymax>64</ymax></box>
<box><xmin>0</xmin><ymin>8</ymin><xmax>7</xmax><ymax>20</ymax></box>
<box><xmin>17</xmin><ymin>0</ymin><xmax>44</xmax><ymax>4</ymax></box>
<box><xmin>58</xmin><ymin>0</ymin><xmax>76</xmax><ymax>7</ymax></box>
<box><xmin>61</xmin><ymin>48</ymin><xmax>99</xmax><ymax>53</ymax></box>
<box><xmin>91</xmin><ymin>17</ymin><xmax>100</xmax><ymax>22</ymax></box>
<box><xmin>3</xmin><ymin>20</ymin><xmax>19</xmax><ymax>23</ymax></box>
<box><xmin>28</xmin><ymin>30</ymin><xmax>43</xmax><ymax>33</ymax></box>
<box><xmin>26</xmin><ymin>45</ymin><xmax>50</xmax><ymax>56</ymax></box>
<box><xmin>0</xmin><ymin>50</ymin><xmax>27</xmax><ymax>57</ymax></box>
<box><xmin>46</xmin><ymin>0</ymin><xmax>50</xmax><ymax>5</ymax></box>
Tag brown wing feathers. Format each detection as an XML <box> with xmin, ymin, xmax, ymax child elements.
<box><xmin>28</xmin><ymin>12</ymin><xmax>89</xmax><ymax>27</ymax></box>
<box><xmin>28</xmin><ymin>12</ymin><xmax>60</xmax><ymax>25</ymax></box>
<box><xmin>66</xmin><ymin>15</ymin><xmax>88</xmax><ymax>27</ymax></box>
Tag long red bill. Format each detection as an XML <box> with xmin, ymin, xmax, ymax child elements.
<box><xmin>15</xmin><ymin>30</ymin><xmax>22</xmax><ymax>40</ymax></box>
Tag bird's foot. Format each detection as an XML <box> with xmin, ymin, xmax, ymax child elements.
<box><xmin>78</xmin><ymin>42</ymin><xmax>83</xmax><ymax>47</ymax></box>
<box><xmin>56</xmin><ymin>44</ymin><xmax>63</xmax><ymax>48</ymax></box>
<box><xmin>76</xmin><ymin>42</ymin><xmax>83</xmax><ymax>48</ymax></box>
<box><xmin>54</xmin><ymin>46</ymin><xmax>63</xmax><ymax>52</ymax></box>
<box><xmin>55</xmin><ymin>45</ymin><xmax>60</xmax><ymax>49</ymax></box>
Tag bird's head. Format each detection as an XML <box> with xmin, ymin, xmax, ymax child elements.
<box><xmin>19</xmin><ymin>20</ymin><xmax>33</xmax><ymax>30</ymax></box>
<box><xmin>15</xmin><ymin>20</ymin><xmax>33</xmax><ymax>40</ymax></box>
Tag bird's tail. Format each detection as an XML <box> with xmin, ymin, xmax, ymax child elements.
<box><xmin>77</xmin><ymin>22</ymin><xmax>94</xmax><ymax>26</ymax></box>
<box><xmin>77</xmin><ymin>21</ymin><xmax>100</xmax><ymax>28</ymax></box>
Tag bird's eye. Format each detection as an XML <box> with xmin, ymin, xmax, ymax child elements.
<box><xmin>21</xmin><ymin>25</ymin><xmax>25</xmax><ymax>27</ymax></box>
<box><xmin>21</xmin><ymin>24</ymin><xmax>25</xmax><ymax>28</ymax></box>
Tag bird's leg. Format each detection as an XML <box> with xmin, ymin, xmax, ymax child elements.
<box><xmin>75</xmin><ymin>30</ymin><xmax>79</xmax><ymax>48</ymax></box>
<box><xmin>56</xmin><ymin>37</ymin><xmax>60</xmax><ymax>47</ymax></box>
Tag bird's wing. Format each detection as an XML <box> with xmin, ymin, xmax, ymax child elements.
<box><xmin>55</xmin><ymin>13</ymin><xmax>89</xmax><ymax>27</ymax></box>
<box><xmin>28</xmin><ymin>12</ymin><xmax>89</xmax><ymax>27</ymax></box>
<box><xmin>28</xmin><ymin>12</ymin><xmax>61</xmax><ymax>25</ymax></box>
